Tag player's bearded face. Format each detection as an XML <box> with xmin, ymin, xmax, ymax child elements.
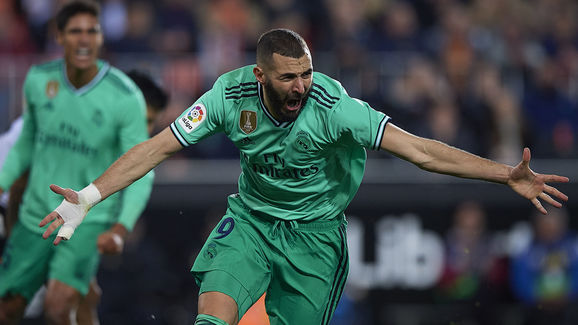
<box><xmin>264</xmin><ymin>78</ymin><xmax>310</xmax><ymax>122</ymax></box>
<box><xmin>262</xmin><ymin>53</ymin><xmax>313</xmax><ymax>122</ymax></box>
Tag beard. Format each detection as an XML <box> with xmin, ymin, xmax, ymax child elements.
<box><xmin>263</xmin><ymin>80</ymin><xmax>309</xmax><ymax>122</ymax></box>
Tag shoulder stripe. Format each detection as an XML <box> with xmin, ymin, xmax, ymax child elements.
<box><xmin>309</xmin><ymin>94</ymin><xmax>333</xmax><ymax>109</ymax></box>
<box><xmin>309</xmin><ymin>83</ymin><xmax>340</xmax><ymax>109</ymax></box>
<box><xmin>225</xmin><ymin>82</ymin><xmax>258</xmax><ymax>100</ymax></box>
<box><xmin>225</xmin><ymin>92</ymin><xmax>258</xmax><ymax>100</ymax></box>
<box><xmin>170</xmin><ymin>122</ymin><xmax>189</xmax><ymax>147</ymax></box>
<box><xmin>309</xmin><ymin>89</ymin><xmax>337</xmax><ymax>109</ymax></box>
<box><xmin>225</xmin><ymin>82</ymin><xmax>257</xmax><ymax>92</ymax></box>
<box><xmin>312</xmin><ymin>83</ymin><xmax>340</xmax><ymax>101</ymax></box>
<box><xmin>373</xmin><ymin>116</ymin><xmax>391</xmax><ymax>150</ymax></box>
<box><xmin>225</xmin><ymin>88</ymin><xmax>258</xmax><ymax>96</ymax></box>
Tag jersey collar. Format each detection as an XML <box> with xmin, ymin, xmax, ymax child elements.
<box><xmin>258</xmin><ymin>83</ymin><xmax>293</xmax><ymax>128</ymax></box>
<box><xmin>61</xmin><ymin>59</ymin><xmax>110</xmax><ymax>96</ymax></box>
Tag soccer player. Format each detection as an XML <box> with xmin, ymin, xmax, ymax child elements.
<box><xmin>77</xmin><ymin>69</ymin><xmax>169</xmax><ymax>325</ymax></box>
<box><xmin>0</xmin><ymin>70</ymin><xmax>168</xmax><ymax>325</ymax></box>
<box><xmin>40</xmin><ymin>29</ymin><xmax>569</xmax><ymax>325</ymax></box>
<box><xmin>0</xmin><ymin>1</ymin><xmax>153</xmax><ymax>324</ymax></box>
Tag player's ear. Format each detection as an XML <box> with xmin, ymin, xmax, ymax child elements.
<box><xmin>253</xmin><ymin>66</ymin><xmax>265</xmax><ymax>84</ymax></box>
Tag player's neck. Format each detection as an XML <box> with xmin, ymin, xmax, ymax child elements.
<box><xmin>261</xmin><ymin>90</ymin><xmax>281</xmax><ymax>121</ymax></box>
<box><xmin>65</xmin><ymin>63</ymin><xmax>99</xmax><ymax>89</ymax></box>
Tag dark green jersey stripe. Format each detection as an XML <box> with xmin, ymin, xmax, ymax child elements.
<box><xmin>309</xmin><ymin>94</ymin><xmax>333</xmax><ymax>109</ymax></box>
<box><xmin>225</xmin><ymin>82</ymin><xmax>258</xmax><ymax>100</ymax></box>
<box><xmin>225</xmin><ymin>92</ymin><xmax>258</xmax><ymax>100</ymax></box>
<box><xmin>312</xmin><ymin>83</ymin><xmax>340</xmax><ymax>101</ymax></box>
<box><xmin>309</xmin><ymin>83</ymin><xmax>339</xmax><ymax>109</ymax></box>
<box><xmin>224</xmin><ymin>82</ymin><xmax>257</xmax><ymax>92</ymax></box>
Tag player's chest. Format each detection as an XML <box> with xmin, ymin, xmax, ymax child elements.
<box><xmin>229</xmin><ymin>109</ymin><xmax>329</xmax><ymax>167</ymax></box>
<box><xmin>33</xmin><ymin>88</ymin><xmax>117</xmax><ymax>139</ymax></box>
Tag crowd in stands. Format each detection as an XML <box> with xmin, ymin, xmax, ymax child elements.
<box><xmin>1</xmin><ymin>0</ymin><xmax>577</xmax><ymax>159</ymax></box>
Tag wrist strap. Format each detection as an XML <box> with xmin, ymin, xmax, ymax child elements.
<box><xmin>79</xmin><ymin>183</ymin><xmax>102</xmax><ymax>207</ymax></box>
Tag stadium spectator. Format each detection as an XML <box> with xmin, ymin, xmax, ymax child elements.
<box><xmin>511</xmin><ymin>208</ymin><xmax>578</xmax><ymax>325</ymax></box>
<box><xmin>436</xmin><ymin>200</ymin><xmax>499</xmax><ymax>325</ymax></box>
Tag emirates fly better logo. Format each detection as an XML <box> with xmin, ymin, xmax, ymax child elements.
<box><xmin>178</xmin><ymin>103</ymin><xmax>206</xmax><ymax>133</ymax></box>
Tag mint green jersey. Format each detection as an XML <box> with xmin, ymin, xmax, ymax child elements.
<box><xmin>0</xmin><ymin>59</ymin><xmax>153</xmax><ymax>233</ymax></box>
<box><xmin>171</xmin><ymin>65</ymin><xmax>389</xmax><ymax>221</ymax></box>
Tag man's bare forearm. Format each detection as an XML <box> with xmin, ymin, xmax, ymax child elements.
<box><xmin>416</xmin><ymin>138</ymin><xmax>513</xmax><ymax>184</ymax></box>
<box><xmin>93</xmin><ymin>127</ymin><xmax>181</xmax><ymax>200</ymax></box>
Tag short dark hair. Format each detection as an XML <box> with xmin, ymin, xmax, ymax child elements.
<box><xmin>256</xmin><ymin>29</ymin><xmax>309</xmax><ymax>68</ymax></box>
<box><xmin>126</xmin><ymin>70</ymin><xmax>169</xmax><ymax>112</ymax></box>
<box><xmin>55</xmin><ymin>0</ymin><xmax>100</xmax><ymax>31</ymax></box>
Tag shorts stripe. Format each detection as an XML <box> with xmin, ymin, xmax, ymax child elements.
<box><xmin>321</xmin><ymin>224</ymin><xmax>348</xmax><ymax>325</ymax></box>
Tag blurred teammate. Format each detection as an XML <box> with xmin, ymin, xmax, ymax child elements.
<box><xmin>0</xmin><ymin>71</ymin><xmax>168</xmax><ymax>325</ymax></box>
<box><xmin>77</xmin><ymin>69</ymin><xmax>169</xmax><ymax>324</ymax></box>
<box><xmin>0</xmin><ymin>1</ymin><xmax>154</xmax><ymax>324</ymax></box>
<box><xmin>40</xmin><ymin>29</ymin><xmax>569</xmax><ymax>325</ymax></box>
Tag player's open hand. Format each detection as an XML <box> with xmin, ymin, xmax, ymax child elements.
<box><xmin>39</xmin><ymin>184</ymin><xmax>83</xmax><ymax>245</ymax></box>
<box><xmin>507</xmin><ymin>148</ymin><xmax>569</xmax><ymax>214</ymax></box>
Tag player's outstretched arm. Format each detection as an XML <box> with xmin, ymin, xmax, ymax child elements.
<box><xmin>40</xmin><ymin>127</ymin><xmax>183</xmax><ymax>244</ymax></box>
<box><xmin>380</xmin><ymin>123</ymin><xmax>569</xmax><ymax>214</ymax></box>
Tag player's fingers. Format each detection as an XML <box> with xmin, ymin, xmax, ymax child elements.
<box><xmin>49</xmin><ymin>184</ymin><xmax>66</xmax><ymax>195</ymax></box>
<box><xmin>50</xmin><ymin>184</ymin><xmax>79</xmax><ymax>203</ymax></box>
<box><xmin>543</xmin><ymin>175</ymin><xmax>570</xmax><ymax>184</ymax></box>
<box><xmin>544</xmin><ymin>184</ymin><xmax>568</xmax><ymax>202</ymax></box>
<box><xmin>539</xmin><ymin>192</ymin><xmax>562</xmax><ymax>208</ymax></box>
<box><xmin>42</xmin><ymin>218</ymin><xmax>63</xmax><ymax>239</ymax></box>
<box><xmin>39</xmin><ymin>211</ymin><xmax>59</xmax><ymax>227</ymax></box>
<box><xmin>531</xmin><ymin>198</ymin><xmax>547</xmax><ymax>215</ymax></box>
<box><xmin>522</xmin><ymin>147</ymin><xmax>531</xmax><ymax>165</ymax></box>
<box><xmin>53</xmin><ymin>236</ymin><xmax>62</xmax><ymax>246</ymax></box>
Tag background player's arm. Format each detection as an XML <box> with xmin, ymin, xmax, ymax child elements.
<box><xmin>380</xmin><ymin>123</ymin><xmax>569</xmax><ymax>213</ymax></box>
<box><xmin>4</xmin><ymin>172</ymin><xmax>29</xmax><ymax>237</ymax></box>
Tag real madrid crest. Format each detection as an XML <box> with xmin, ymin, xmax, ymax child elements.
<box><xmin>239</xmin><ymin>110</ymin><xmax>257</xmax><ymax>134</ymax></box>
<box><xmin>46</xmin><ymin>80</ymin><xmax>59</xmax><ymax>99</ymax></box>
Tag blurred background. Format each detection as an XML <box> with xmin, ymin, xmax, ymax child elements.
<box><xmin>1</xmin><ymin>0</ymin><xmax>578</xmax><ymax>324</ymax></box>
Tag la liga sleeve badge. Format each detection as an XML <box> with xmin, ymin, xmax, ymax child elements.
<box><xmin>178</xmin><ymin>103</ymin><xmax>206</xmax><ymax>134</ymax></box>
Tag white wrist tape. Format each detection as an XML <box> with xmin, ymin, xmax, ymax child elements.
<box><xmin>54</xmin><ymin>183</ymin><xmax>102</xmax><ymax>240</ymax></box>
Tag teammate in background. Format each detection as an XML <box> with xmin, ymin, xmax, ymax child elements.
<box><xmin>0</xmin><ymin>70</ymin><xmax>169</xmax><ymax>325</ymax></box>
<box><xmin>77</xmin><ymin>69</ymin><xmax>169</xmax><ymax>324</ymax></box>
<box><xmin>0</xmin><ymin>1</ymin><xmax>154</xmax><ymax>324</ymax></box>
<box><xmin>41</xmin><ymin>29</ymin><xmax>569</xmax><ymax>325</ymax></box>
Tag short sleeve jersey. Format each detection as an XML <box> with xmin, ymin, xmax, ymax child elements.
<box><xmin>0</xmin><ymin>59</ymin><xmax>152</xmax><ymax>233</ymax></box>
<box><xmin>171</xmin><ymin>65</ymin><xmax>390</xmax><ymax>221</ymax></box>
